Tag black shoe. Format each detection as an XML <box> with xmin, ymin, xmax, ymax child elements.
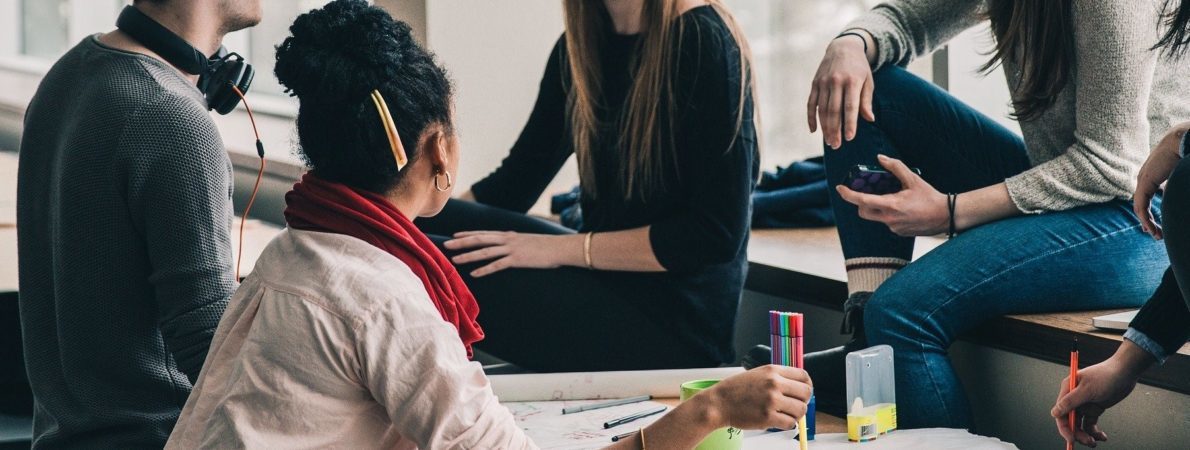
<box><xmin>803</xmin><ymin>292</ymin><xmax>872</xmax><ymax>416</ymax></box>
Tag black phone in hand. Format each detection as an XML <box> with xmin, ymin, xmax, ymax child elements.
<box><xmin>842</xmin><ymin>164</ymin><xmax>922</xmax><ymax>195</ymax></box>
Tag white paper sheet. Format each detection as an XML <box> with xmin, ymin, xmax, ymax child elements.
<box><xmin>505</xmin><ymin>399</ymin><xmax>670</xmax><ymax>450</ymax></box>
<box><xmin>741</xmin><ymin>428</ymin><xmax>1018</xmax><ymax>450</ymax></box>
<box><xmin>503</xmin><ymin>398</ymin><xmax>1019</xmax><ymax>450</ymax></box>
<box><xmin>489</xmin><ymin>367</ymin><xmax>744</xmax><ymax>401</ymax></box>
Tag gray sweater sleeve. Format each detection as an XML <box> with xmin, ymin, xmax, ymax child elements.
<box><xmin>849</xmin><ymin>0</ymin><xmax>1167</xmax><ymax>213</ymax></box>
<box><xmin>844</xmin><ymin>0</ymin><xmax>985</xmax><ymax>70</ymax></box>
<box><xmin>1003</xmin><ymin>0</ymin><xmax>1161</xmax><ymax>213</ymax></box>
<box><xmin>120</xmin><ymin>93</ymin><xmax>235</xmax><ymax>383</ymax></box>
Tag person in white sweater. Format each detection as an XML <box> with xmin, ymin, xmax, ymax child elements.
<box><xmin>166</xmin><ymin>1</ymin><xmax>813</xmax><ymax>448</ymax></box>
<box><xmin>801</xmin><ymin>0</ymin><xmax>1190</xmax><ymax>430</ymax></box>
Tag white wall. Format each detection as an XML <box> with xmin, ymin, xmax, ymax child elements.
<box><xmin>0</xmin><ymin>0</ymin><xmax>16</xmax><ymax>56</ymax></box>
<box><xmin>377</xmin><ymin>0</ymin><xmax>426</xmax><ymax>43</ymax></box>
<box><xmin>0</xmin><ymin>0</ymin><xmax>968</xmax><ymax>211</ymax></box>
<box><xmin>946</xmin><ymin>23</ymin><xmax>1020</xmax><ymax>135</ymax></box>
<box><xmin>423</xmin><ymin>0</ymin><xmax>939</xmax><ymax>213</ymax></box>
<box><xmin>426</xmin><ymin>1</ymin><xmax>569</xmax><ymax>213</ymax></box>
<box><xmin>725</xmin><ymin>0</ymin><xmax>935</xmax><ymax>169</ymax></box>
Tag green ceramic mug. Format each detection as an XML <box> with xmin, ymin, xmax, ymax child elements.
<box><xmin>680</xmin><ymin>379</ymin><xmax>744</xmax><ymax>450</ymax></box>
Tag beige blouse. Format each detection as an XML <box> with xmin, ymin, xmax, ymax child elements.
<box><xmin>166</xmin><ymin>229</ymin><xmax>537</xmax><ymax>449</ymax></box>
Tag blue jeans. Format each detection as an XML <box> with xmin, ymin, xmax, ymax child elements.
<box><xmin>824</xmin><ymin>66</ymin><xmax>1169</xmax><ymax>429</ymax></box>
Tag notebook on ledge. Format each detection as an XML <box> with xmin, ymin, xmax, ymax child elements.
<box><xmin>1091</xmin><ymin>310</ymin><xmax>1137</xmax><ymax>332</ymax></box>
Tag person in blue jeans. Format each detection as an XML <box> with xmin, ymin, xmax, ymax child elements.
<box><xmin>802</xmin><ymin>0</ymin><xmax>1190</xmax><ymax>429</ymax></box>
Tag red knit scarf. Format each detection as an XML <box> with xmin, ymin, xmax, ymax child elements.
<box><xmin>283</xmin><ymin>173</ymin><xmax>483</xmax><ymax>358</ymax></box>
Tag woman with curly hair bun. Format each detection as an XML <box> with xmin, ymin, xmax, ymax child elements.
<box><xmin>166</xmin><ymin>1</ymin><xmax>811</xmax><ymax>448</ymax></box>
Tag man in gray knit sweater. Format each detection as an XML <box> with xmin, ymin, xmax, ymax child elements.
<box><xmin>16</xmin><ymin>0</ymin><xmax>260</xmax><ymax>447</ymax></box>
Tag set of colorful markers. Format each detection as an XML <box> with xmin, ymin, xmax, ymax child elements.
<box><xmin>769</xmin><ymin>311</ymin><xmax>810</xmax><ymax>450</ymax></box>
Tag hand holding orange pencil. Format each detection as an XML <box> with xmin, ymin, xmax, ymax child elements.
<box><xmin>1051</xmin><ymin>340</ymin><xmax>1146</xmax><ymax>448</ymax></box>
<box><xmin>1067</xmin><ymin>340</ymin><xmax>1077</xmax><ymax>450</ymax></box>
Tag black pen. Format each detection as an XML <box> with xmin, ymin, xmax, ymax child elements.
<box><xmin>610</xmin><ymin>430</ymin><xmax>638</xmax><ymax>442</ymax></box>
<box><xmin>563</xmin><ymin>395</ymin><xmax>652</xmax><ymax>415</ymax></box>
<box><xmin>603</xmin><ymin>405</ymin><xmax>667</xmax><ymax>429</ymax></box>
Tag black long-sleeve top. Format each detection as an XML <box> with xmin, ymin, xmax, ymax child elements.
<box><xmin>1128</xmin><ymin>268</ymin><xmax>1190</xmax><ymax>361</ymax></box>
<box><xmin>1128</xmin><ymin>142</ymin><xmax>1190</xmax><ymax>362</ymax></box>
<box><xmin>470</xmin><ymin>6</ymin><xmax>757</xmax><ymax>364</ymax></box>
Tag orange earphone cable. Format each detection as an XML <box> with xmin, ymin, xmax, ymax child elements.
<box><xmin>229</xmin><ymin>84</ymin><xmax>265</xmax><ymax>281</ymax></box>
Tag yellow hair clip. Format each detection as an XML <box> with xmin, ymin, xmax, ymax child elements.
<box><xmin>369</xmin><ymin>89</ymin><xmax>408</xmax><ymax>171</ymax></box>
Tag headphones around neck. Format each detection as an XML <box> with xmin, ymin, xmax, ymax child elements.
<box><xmin>116</xmin><ymin>6</ymin><xmax>267</xmax><ymax>279</ymax></box>
<box><xmin>115</xmin><ymin>5</ymin><xmax>254</xmax><ymax>115</ymax></box>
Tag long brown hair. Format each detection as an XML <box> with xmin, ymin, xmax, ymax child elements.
<box><xmin>562</xmin><ymin>0</ymin><xmax>756</xmax><ymax>200</ymax></box>
<box><xmin>981</xmin><ymin>0</ymin><xmax>1075</xmax><ymax>122</ymax></box>
<box><xmin>1156</xmin><ymin>0</ymin><xmax>1190</xmax><ymax>57</ymax></box>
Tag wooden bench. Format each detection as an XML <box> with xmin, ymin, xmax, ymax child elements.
<box><xmin>744</xmin><ymin>228</ymin><xmax>1190</xmax><ymax>395</ymax></box>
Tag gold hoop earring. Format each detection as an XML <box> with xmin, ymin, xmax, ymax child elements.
<box><xmin>434</xmin><ymin>170</ymin><xmax>453</xmax><ymax>192</ymax></box>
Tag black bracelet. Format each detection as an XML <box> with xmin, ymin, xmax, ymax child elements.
<box><xmin>947</xmin><ymin>193</ymin><xmax>958</xmax><ymax>239</ymax></box>
<box><xmin>835</xmin><ymin>31</ymin><xmax>869</xmax><ymax>54</ymax></box>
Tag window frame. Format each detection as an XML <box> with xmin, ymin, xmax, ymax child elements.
<box><xmin>0</xmin><ymin>0</ymin><xmax>307</xmax><ymax>118</ymax></box>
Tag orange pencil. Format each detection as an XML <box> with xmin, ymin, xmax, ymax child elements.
<box><xmin>1067</xmin><ymin>339</ymin><xmax>1078</xmax><ymax>450</ymax></box>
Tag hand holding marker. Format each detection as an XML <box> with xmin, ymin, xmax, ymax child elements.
<box><xmin>771</xmin><ymin>311</ymin><xmax>811</xmax><ymax>450</ymax></box>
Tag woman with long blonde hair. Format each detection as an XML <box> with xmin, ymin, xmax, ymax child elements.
<box><xmin>418</xmin><ymin>0</ymin><xmax>760</xmax><ymax>372</ymax></box>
